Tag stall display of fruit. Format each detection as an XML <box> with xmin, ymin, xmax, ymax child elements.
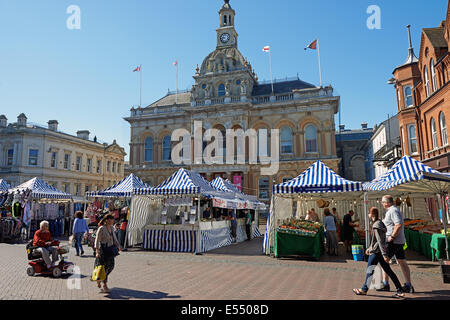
<box><xmin>404</xmin><ymin>219</ymin><xmax>446</xmax><ymax>234</ymax></box>
<box><xmin>277</xmin><ymin>219</ymin><xmax>322</xmax><ymax>237</ymax></box>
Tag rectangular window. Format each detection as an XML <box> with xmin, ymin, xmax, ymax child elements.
<box><xmin>85</xmin><ymin>185</ymin><xmax>90</xmax><ymax>193</ymax></box>
<box><xmin>258</xmin><ymin>178</ymin><xmax>270</xmax><ymax>200</ymax></box>
<box><xmin>75</xmin><ymin>184</ymin><xmax>80</xmax><ymax>196</ymax></box>
<box><xmin>64</xmin><ymin>154</ymin><xmax>70</xmax><ymax>170</ymax></box>
<box><xmin>117</xmin><ymin>163</ymin><xmax>121</xmax><ymax>173</ymax></box>
<box><xmin>64</xmin><ymin>184</ymin><xmax>70</xmax><ymax>194</ymax></box>
<box><xmin>107</xmin><ymin>161</ymin><xmax>111</xmax><ymax>172</ymax></box>
<box><xmin>407</xmin><ymin>124</ymin><xmax>417</xmax><ymax>154</ymax></box>
<box><xmin>87</xmin><ymin>158</ymin><xmax>92</xmax><ymax>173</ymax></box>
<box><xmin>28</xmin><ymin>149</ymin><xmax>38</xmax><ymax>166</ymax></box>
<box><xmin>76</xmin><ymin>156</ymin><xmax>82</xmax><ymax>171</ymax></box>
<box><xmin>51</xmin><ymin>152</ymin><xmax>57</xmax><ymax>168</ymax></box>
<box><xmin>7</xmin><ymin>149</ymin><xmax>13</xmax><ymax>166</ymax></box>
<box><xmin>97</xmin><ymin>160</ymin><xmax>102</xmax><ymax>174</ymax></box>
<box><xmin>112</xmin><ymin>162</ymin><xmax>116</xmax><ymax>173</ymax></box>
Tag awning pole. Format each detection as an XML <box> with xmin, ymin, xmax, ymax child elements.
<box><xmin>195</xmin><ymin>195</ymin><xmax>202</xmax><ymax>255</ymax></box>
<box><xmin>364</xmin><ymin>192</ymin><xmax>369</xmax><ymax>249</ymax></box>
<box><xmin>439</xmin><ymin>193</ymin><xmax>449</xmax><ymax>260</ymax></box>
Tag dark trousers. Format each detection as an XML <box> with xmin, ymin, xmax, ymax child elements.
<box><xmin>74</xmin><ymin>232</ymin><xmax>84</xmax><ymax>255</ymax></box>
<box><xmin>245</xmin><ymin>224</ymin><xmax>251</xmax><ymax>240</ymax></box>
<box><xmin>362</xmin><ymin>253</ymin><xmax>402</xmax><ymax>292</ymax></box>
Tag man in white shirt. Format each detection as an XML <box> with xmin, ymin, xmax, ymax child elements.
<box><xmin>377</xmin><ymin>195</ymin><xmax>415</xmax><ymax>293</ymax></box>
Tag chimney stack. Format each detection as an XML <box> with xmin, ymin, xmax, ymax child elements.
<box><xmin>17</xmin><ymin>113</ymin><xmax>27</xmax><ymax>127</ymax></box>
<box><xmin>48</xmin><ymin>120</ymin><xmax>59</xmax><ymax>132</ymax></box>
<box><xmin>361</xmin><ymin>122</ymin><xmax>368</xmax><ymax>129</ymax></box>
<box><xmin>339</xmin><ymin>124</ymin><xmax>345</xmax><ymax>131</ymax></box>
<box><xmin>0</xmin><ymin>115</ymin><xmax>7</xmax><ymax>128</ymax></box>
<box><xmin>77</xmin><ymin>130</ymin><xmax>90</xmax><ymax>140</ymax></box>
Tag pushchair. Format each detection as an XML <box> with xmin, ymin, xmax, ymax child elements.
<box><xmin>26</xmin><ymin>240</ymin><xmax>74</xmax><ymax>278</ymax></box>
<box><xmin>84</xmin><ymin>227</ymin><xmax>97</xmax><ymax>256</ymax></box>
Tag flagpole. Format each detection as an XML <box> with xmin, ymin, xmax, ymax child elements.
<box><xmin>140</xmin><ymin>65</ymin><xmax>143</xmax><ymax>107</ymax></box>
<box><xmin>317</xmin><ymin>39</ymin><xmax>323</xmax><ymax>88</ymax></box>
<box><xmin>176</xmin><ymin>62</ymin><xmax>179</xmax><ymax>105</ymax></box>
<box><xmin>269</xmin><ymin>49</ymin><xmax>274</xmax><ymax>94</ymax></box>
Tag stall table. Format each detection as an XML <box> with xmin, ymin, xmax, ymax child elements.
<box><xmin>274</xmin><ymin>227</ymin><xmax>324</xmax><ymax>261</ymax></box>
<box><xmin>142</xmin><ymin>219</ymin><xmax>261</xmax><ymax>253</ymax></box>
<box><xmin>404</xmin><ymin>229</ymin><xmax>447</xmax><ymax>261</ymax></box>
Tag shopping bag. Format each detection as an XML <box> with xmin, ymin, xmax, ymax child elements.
<box><xmin>69</xmin><ymin>235</ymin><xmax>76</xmax><ymax>248</ymax></box>
<box><xmin>92</xmin><ymin>265</ymin><xmax>106</xmax><ymax>281</ymax></box>
<box><xmin>368</xmin><ymin>264</ymin><xmax>384</xmax><ymax>290</ymax></box>
<box><xmin>403</xmin><ymin>242</ymin><xmax>408</xmax><ymax>251</ymax></box>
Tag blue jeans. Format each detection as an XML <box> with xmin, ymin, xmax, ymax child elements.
<box><xmin>362</xmin><ymin>253</ymin><xmax>402</xmax><ymax>292</ymax></box>
<box><xmin>74</xmin><ymin>232</ymin><xmax>84</xmax><ymax>255</ymax></box>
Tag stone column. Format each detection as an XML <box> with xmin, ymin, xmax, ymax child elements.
<box><xmin>298</xmin><ymin>130</ymin><xmax>305</xmax><ymax>157</ymax></box>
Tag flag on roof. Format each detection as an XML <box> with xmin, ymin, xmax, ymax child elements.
<box><xmin>262</xmin><ymin>46</ymin><xmax>270</xmax><ymax>52</ymax></box>
<box><xmin>304</xmin><ymin>39</ymin><xmax>317</xmax><ymax>50</ymax></box>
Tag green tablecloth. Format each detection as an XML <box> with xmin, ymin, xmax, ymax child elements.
<box><xmin>275</xmin><ymin>229</ymin><xmax>324</xmax><ymax>260</ymax></box>
<box><xmin>431</xmin><ymin>233</ymin><xmax>449</xmax><ymax>260</ymax></box>
<box><xmin>405</xmin><ymin>229</ymin><xmax>448</xmax><ymax>261</ymax></box>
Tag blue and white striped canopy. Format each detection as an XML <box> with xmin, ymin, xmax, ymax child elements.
<box><xmin>210</xmin><ymin>177</ymin><xmax>267</xmax><ymax>210</ymax></box>
<box><xmin>273</xmin><ymin>161</ymin><xmax>363</xmax><ymax>194</ymax></box>
<box><xmin>134</xmin><ymin>168</ymin><xmax>233</xmax><ymax>198</ymax></box>
<box><xmin>86</xmin><ymin>174</ymin><xmax>150</xmax><ymax>198</ymax></box>
<box><xmin>363</xmin><ymin>155</ymin><xmax>450</xmax><ymax>194</ymax></box>
<box><xmin>0</xmin><ymin>179</ymin><xmax>10</xmax><ymax>192</ymax></box>
<box><xmin>9</xmin><ymin>177</ymin><xmax>72</xmax><ymax>200</ymax></box>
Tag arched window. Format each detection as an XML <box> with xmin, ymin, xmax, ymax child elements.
<box><xmin>424</xmin><ymin>65</ymin><xmax>430</xmax><ymax>97</ymax></box>
<box><xmin>403</xmin><ymin>86</ymin><xmax>413</xmax><ymax>107</ymax></box>
<box><xmin>258</xmin><ymin>177</ymin><xmax>269</xmax><ymax>200</ymax></box>
<box><xmin>280</xmin><ymin>126</ymin><xmax>293</xmax><ymax>154</ymax></box>
<box><xmin>431</xmin><ymin>118</ymin><xmax>438</xmax><ymax>149</ymax></box>
<box><xmin>218</xmin><ymin>84</ymin><xmax>226</xmax><ymax>97</ymax></box>
<box><xmin>431</xmin><ymin>59</ymin><xmax>437</xmax><ymax>92</ymax></box>
<box><xmin>305</xmin><ymin>125</ymin><xmax>318</xmax><ymax>153</ymax></box>
<box><xmin>224</xmin><ymin>15</ymin><xmax>227</xmax><ymax>25</ymax></box>
<box><xmin>162</xmin><ymin>136</ymin><xmax>171</xmax><ymax>161</ymax></box>
<box><xmin>145</xmin><ymin>137</ymin><xmax>153</xmax><ymax>162</ymax></box>
<box><xmin>440</xmin><ymin>113</ymin><xmax>448</xmax><ymax>146</ymax></box>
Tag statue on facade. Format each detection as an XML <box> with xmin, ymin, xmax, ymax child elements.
<box><xmin>240</xmin><ymin>80</ymin><xmax>247</xmax><ymax>95</ymax></box>
<box><xmin>204</xmin><ymin>84</ymin><xmax>211</xmax><ymax>98</ymax></box>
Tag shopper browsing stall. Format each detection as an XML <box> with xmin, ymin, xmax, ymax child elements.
<box><xmin>323</xmin><ymin>208</ymin><xmax>338</xmax><ymax>256</ymax></box>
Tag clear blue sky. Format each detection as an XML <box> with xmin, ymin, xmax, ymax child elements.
<box><xmin>0</xmin><ymin>0</ymin><xmax>447</xmax><ymax>161</ymax></box>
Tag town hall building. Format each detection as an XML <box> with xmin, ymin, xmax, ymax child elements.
<box><xmin>124</xmin><ymin>0</ymin><xmax>341</xmax><ymax>205</ymax></box>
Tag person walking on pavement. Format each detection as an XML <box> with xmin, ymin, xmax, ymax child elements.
<box><xmin>353</xmin><ymin>207</ymin><xmax>405</xmax><ymax>298</ymax></box>
<box><xmin>94</xmin><ymin>214</ymin><xmax>122</xmax><ymax>293</ymax></box>
<box><xmin>245</xmin><ymin>210</ymin><xmax>252</xmax><ymax>241</ymax></box>
<box><xmin>377</xmin><ymin>195</ymin><xmax>415</xmax><ymax>293</ymax></box>
<box><xmin>72</xmin><ymin>211</ymin><xmax>89</xmax><ymax>256</ymax></box>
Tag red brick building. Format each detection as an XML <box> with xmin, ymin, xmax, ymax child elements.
<box><xmin>392</xmin><ymin>1</ymin><xmax>449</xmax><ymax>172</ymax></box>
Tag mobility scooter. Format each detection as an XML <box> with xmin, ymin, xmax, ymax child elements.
<box><xmin>26</xmin><ymin>240</ymin><xmax>74</xmax><ymax>278</ymax></box>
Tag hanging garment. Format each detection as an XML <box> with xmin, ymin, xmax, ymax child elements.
<box><xmin>12</xmin><ymin>202</ymin><xmax>22</xmax><ymax>219</ymax></box>
<box><xmin>23</xmin><ymin>202</ymin><xmax>31</xmax><ymax>227</ymax></box>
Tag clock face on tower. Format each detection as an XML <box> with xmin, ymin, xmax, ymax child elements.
<box><xmin>220</xmin><ymin>33</ymin><xmax>230</xmax><ymax>44</ymax></box>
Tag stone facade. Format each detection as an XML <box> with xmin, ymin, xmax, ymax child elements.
<box><xmin>335</xmin><ymin>124</ymin><xmax>373</xmax><ymax>182</ymax></box>
<box><xmin>124</xmin><ymin>1</ymin><xmax>340</xmax><ymax>206</ymax></box>
<box><xmin>0</xmin><ymin>114</ymin><xmax>126</xmax><ymax>196</ymax></box>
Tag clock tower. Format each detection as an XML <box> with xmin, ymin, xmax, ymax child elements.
<box><xmin>217</xmin><ymin>0</ymin><xmax>238</xmax><ymax>48</ymax></box>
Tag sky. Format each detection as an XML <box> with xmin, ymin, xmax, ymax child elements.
<box><xmin>0</xmin><ymin>0</ymin><xmax>448</xmax><ymax>161</ymax></box>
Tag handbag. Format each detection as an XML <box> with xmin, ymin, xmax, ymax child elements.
<box><xmin>101</xmin><ymin>243</ymin><xmax>119</xmax><ymax>258</ymax></box>
<box><xmin>92</xmin><ymin>265</ymin><xmax>106</xmax><ymax>281</ymax></box>
<box><xmin>69</xmin><ymin>235</ymin><xmax>76</xmax><ymax>248</ymax></box>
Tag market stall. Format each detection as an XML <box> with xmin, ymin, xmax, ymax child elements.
<box><xmin>265</xmin><ymin>161</ymin><xmax>364</xmax><ymax>259</ymax></box>
<box><xmin>363</xmin><ymin>155</ymin><xmax>450</xmax><ymax>261</ymax></box>
<box><xmin>6</xmin><ymin>177</ymin><xmax>73</xmax><ymax>242</ymax></box>
<box><xmin>85</xmin><ymin>173</ymin><xmax>150</xmax><ymax>248</ymax></box>
<box><xmin>133</xmin><ymin>168</ymin><xmax>251</xmax><ymax>253</ymax></box>
<box><xmin>210</xmin><ymin>176</ymin><xmax>266</xmax><ymax>238</ymax></box>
